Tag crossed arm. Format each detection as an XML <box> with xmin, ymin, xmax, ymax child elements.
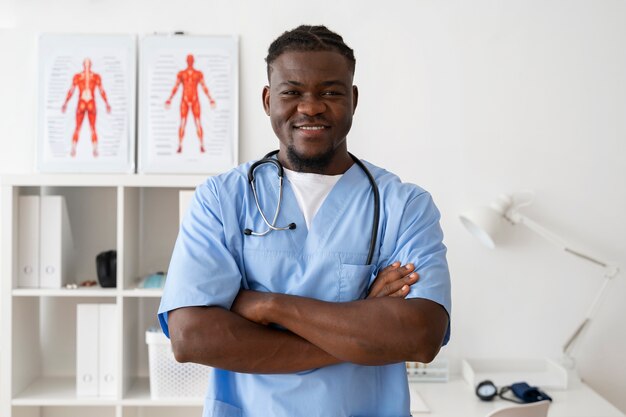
<box><xmin>168</xmin><ymin>262</ymin><xmax>449</xmax><ymax>374</ymax></box>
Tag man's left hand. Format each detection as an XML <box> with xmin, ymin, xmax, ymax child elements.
<box><xmin>367</xmin><ymin>262</ymin><xmax>419</xmax><ymax>299</ymax></box>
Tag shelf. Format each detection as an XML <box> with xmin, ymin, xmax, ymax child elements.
<box><xmin>12</xmin><ymin>376</ymin><xmax>204</xmax><ymax>406</ymax></box>
<box><xmin>122</xmin><ymin>289</ymin><xmax>164</xmax><ymax>298</ymax></box>
<box><xmin>1</xmin><ymin>173</ymin><xmax>209</xmax><ymax>188</ymax></box>
<box><xmin>122</xmin><ymin>377</ymin><xmax>203</xmax><ymax>406</ymax></box>
<box><xmin>12</xmin><ymin>376</ymin><xmax>117</xmax><ymax>406</ymax></box>
<box><xmin>12</xmin><ymin>288</ymin><xmax>165</xmax><ymax>298</ymax></box>
<box><xmin>12</xmin><ymin>288</ymin><xmax>119</xmax><ymax>297</ymax></box>
<box><xmin>2</xmin><ymin>177</ymin><xmax>199</xmax><ymax>416</ymax></box>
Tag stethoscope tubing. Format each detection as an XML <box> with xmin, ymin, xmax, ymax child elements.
<box><xmin>244</xmin><ymin>155</ymin><xmax>295</xmax><ymax>236</ymax></box>
<box><xmin>350</xmin><ymin>155</ymin><xmax>380</xmax><ymax>265</ymax></box>
<box><xmin>245</xmin><ymin>150</ymin><xmax>380</xmax><ymax>265</ymax></box>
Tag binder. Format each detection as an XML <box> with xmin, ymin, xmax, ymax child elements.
<box><xmin>39</xmin><ymin>195</ymin><xmax>74</xmax><ymax>288</ymax></box>
<box><xmin>76</xmin><ymin>304</ymin><xmax>99</xmax><ymax>397</ymax></box>
<box><xmin>98</xmin><ymin>303</ymin><xmax>118</xmax><ymax>397</ymax></box>
<box><xmin>18</xmin><ymin>196</ymin><xmax>40</xmax><ymax>288</ymax></box>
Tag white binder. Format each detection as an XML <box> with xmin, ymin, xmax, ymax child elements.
<box><xmin>39</xmin><ymin>195</ymin><xmax>74</xmax><ymax>288</ymax></box>
<box><xmin>98</xmin><ymin>303</ymin><xmax>118</xmax><ymax>397</ymax></box>
<box><xmin>18</xmin><ymin>196</ymin><xmax>40</xmax><ymax>288</ymax></box>
<box><xmin>76</xmin><ymin>304</ymin><xmax>99</xmax><ymax>397</ymax></box>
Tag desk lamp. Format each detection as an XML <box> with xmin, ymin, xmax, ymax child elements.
<box><xmin>459</xmin><ymin>193</ymin><xmax>620</xmax><ymax>368</ymax></box>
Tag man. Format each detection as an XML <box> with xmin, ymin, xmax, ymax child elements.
<box><xmin>165</xmin><ymin>54</ymin><xmax>217</xmax><ymax>153</ymax></box>
<box><xmin>61</xmin><ymin>58</ymin><xmax>111</xmax><ymax>157</ymax></box>
<box><xmin>159</xmin><ymin>25</ymin><xmax>451</xmax><ymax>417</ymax></box>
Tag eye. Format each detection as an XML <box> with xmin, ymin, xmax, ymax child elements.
<box><xmin>321</xmin><ymin>91</ymin><xmax>342</xmax><ymax>96</ymax></box>
<box><xmin>281</xmin><ymin>90</ymin><xmax>300</xmax><ymax>96</ymax></box>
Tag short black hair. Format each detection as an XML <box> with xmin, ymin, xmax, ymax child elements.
<box><xmin>266</xmin><ymin>25</ymin><xmax>356</xmax><ymax>79</ymax></box>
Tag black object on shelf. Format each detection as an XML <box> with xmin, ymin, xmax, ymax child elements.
<box><xmin>96</xmin><ymin>250</ymin><xmax>117</xmax><ymax>288</ymax></box>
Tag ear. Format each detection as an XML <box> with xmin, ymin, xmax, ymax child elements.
<box><xmin>262</xmin><ymin>85</ymin><xmax>271</xmax><ymax>116</ymax></box>
<box><xmin>352</xmin><ymin>85</ymin><xmax>359</xmax><ymax>114</ymax></box>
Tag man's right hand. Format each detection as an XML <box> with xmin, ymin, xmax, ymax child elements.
<box><xmin>366</xmin><ymin>262</ymin><xmax>419</xmax><ymax>299</ymax></box>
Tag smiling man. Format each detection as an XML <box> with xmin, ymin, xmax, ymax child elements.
<box><xmin>158</xmin><ymin>25</ymin><xmax>451</xmax><ymax>417</ymax></box>
<box><xmin>264</xmin><ymin>48</ymin><xmax>356</xmax><ymax>174</ymax></box>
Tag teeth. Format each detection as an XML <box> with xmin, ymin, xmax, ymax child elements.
<box><xmin>299</xmin><ymin>126</ymin><xmax>325</xmax><ymax>130</ymax></box>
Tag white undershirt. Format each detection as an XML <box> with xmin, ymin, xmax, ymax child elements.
<box><xmin>284</xmin><ymin>168</ymin><xmax>343</xmax><ymax>230</ymax></box>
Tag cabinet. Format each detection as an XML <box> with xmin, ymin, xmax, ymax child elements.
<box><xmin>1</xmin><ymin>174</ymin><xmax>208</xmax><ymax>417</ymax></box>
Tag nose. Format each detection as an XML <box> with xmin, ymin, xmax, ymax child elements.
<box><xmin>297</xmin><ymin>95</ymin><xmax>326</xmax><ymax>116</ymax></box>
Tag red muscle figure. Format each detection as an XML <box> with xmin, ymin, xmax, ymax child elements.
<box><xmin>61</xmin><ymin>58</ymin><xmax>111</xmax><ymax>157</ymax></box>
<box><xmin>165</xmin><ymin>54</ymin><xmax>216</xmax><ymax>153</ymax></box>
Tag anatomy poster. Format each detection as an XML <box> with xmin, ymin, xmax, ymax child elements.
<box><xmin>139</xmin><ymin>34</ymin><xmax>238</xmax><ymax>174</ymax></box>
<box><xmin>38</xmin><ymin>34</ymin><xmax>136</xmax><ymax>173</ymax></box>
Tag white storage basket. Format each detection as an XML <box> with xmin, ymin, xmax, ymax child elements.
<box><xmin>145</xmin><ymin>329</ymin><xmax>211</xmax><ymax>399</ymax></box>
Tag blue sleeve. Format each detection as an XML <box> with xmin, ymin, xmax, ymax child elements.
<box><xmin>157</xmin><ymin>180</ymin><xmax>242</xmax><ymax>338</ymax></box>
<box><xmin>383</xmin><ymin>191</ymin><xmax>452</xmax><ymax>345</ymax></box>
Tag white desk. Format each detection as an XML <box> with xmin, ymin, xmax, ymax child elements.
<box><xmin>409</xmin><ymin>377</ymin><xmax>625</xmax><ymax>417</ymax></box>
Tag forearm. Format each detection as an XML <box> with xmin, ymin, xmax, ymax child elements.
<box><xmin>63</xmin><ymin>87</ymin><xmax>74</xmax><ymax>105</ymax></box>
<box><xmin>167</xmin><ymin>82</ymin><xmax>180</xmax><ymax>101</ymax></box>
<box><xmin>168</xmin><ymin>306</ymin><xmax>341</xmax><ymax>373</ymax></box>
<box><xmin>201</xmin><ymin>81</ymin><xmax>213</xmax><ymax>101</ymax></box>
<box><xmin>99</xmin><ymin>88</ymin><xmax>109</xmax><ymax>106</ymax></box>
<box><xmin>263</xmin><ymin>295</ymin><xmax>447</xmax><ymax>366</ymax></box>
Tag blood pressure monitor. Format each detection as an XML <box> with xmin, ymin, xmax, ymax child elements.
<box><xmin>476</xmin><ymin>380</ymin><xmax>498</xmax><ymax>401</ymax></box>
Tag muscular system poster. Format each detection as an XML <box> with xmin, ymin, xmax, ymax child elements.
<box><xmin>38</xmin><ymin>34</ymin><xmax>136</xmax><ymax>173</ymax></box>
<box><xmin>139</xmin><ymin>34</ymin><xmax>238</xmax><ymax>174</ymax></box>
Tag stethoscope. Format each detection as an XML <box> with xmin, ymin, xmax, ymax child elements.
<box><xmin>243</xmin><ymin>150</ymin><xmax>380</xmax><ymax>265</ymax></box>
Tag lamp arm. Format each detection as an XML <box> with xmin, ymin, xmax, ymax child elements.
<box><xmin>562</xmin><ymin>276</ymin><xmax>612</xmax><ymax>358</ymax></box>
<box><xmin>506</xmin><ymin>210</ymin><xmax>620</xmax><ymax>365</ymax></box>
<box><xmin>506</xmin><ymin>211</ymin><xmax>618</xmax><ymax>276</ymax></box>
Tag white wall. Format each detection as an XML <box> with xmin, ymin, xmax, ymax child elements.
<box><xmin>1</xmin><ymin>0</ymin><xmax>625</xmax><ymax>412</ymax></box>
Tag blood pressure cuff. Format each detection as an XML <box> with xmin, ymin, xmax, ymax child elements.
<box><xmin>510</xmin><ymin>382</ymin><xmax>553</xmax><ymax>403</ymax></box>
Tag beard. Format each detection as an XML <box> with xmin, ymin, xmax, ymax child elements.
<box><xmin>285</xmin><ymin>144</ymin><xmax>335</xmax><ymax>173</ymax></box>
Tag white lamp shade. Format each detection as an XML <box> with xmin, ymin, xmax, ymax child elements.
<box><xmin>460</xmin><ymin>194</ymin><xmax>514</xmax><ymax>248</ymax></box>
<box><xmin>459</xmin><ymin>206</ymin><xmax>505</xmax><ymax>249</ymax></box>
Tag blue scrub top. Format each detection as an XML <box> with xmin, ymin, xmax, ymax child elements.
<box><xmin>158</xmin><ymin>159</ymin><xmax>451</xmax><ymax>417</ymax></box>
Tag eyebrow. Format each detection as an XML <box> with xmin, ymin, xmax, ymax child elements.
<box><xmin>320</xmin><ymin>80</ymin><xmax>349</xmax><ymax>88</ymax></box>
<box><xmin>276</xmin><ymin>80</ymin><xmax>349</xmax><ymax>88</ymax></box>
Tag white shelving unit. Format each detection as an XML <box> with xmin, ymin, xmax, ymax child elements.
<box><xmin>1</xmin><ymin>174</ymin><xmax>209</xmax><ymax>417</ymax></box>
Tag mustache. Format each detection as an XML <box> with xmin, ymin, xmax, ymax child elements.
<box><xmin>291</xmin><ymin>117</ymin><xmax>330</xmax><ymax>126</ymax></box>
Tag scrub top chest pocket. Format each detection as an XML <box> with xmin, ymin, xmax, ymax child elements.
<box><xmin>339</xmin><ymin>263</ymin><xmax>374</xmax><ymax>301</ymax></box>
<box><xmin>242</xmin><ymin>248</ymin><xmax>374</xmax><ymax>303</ymax></box>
